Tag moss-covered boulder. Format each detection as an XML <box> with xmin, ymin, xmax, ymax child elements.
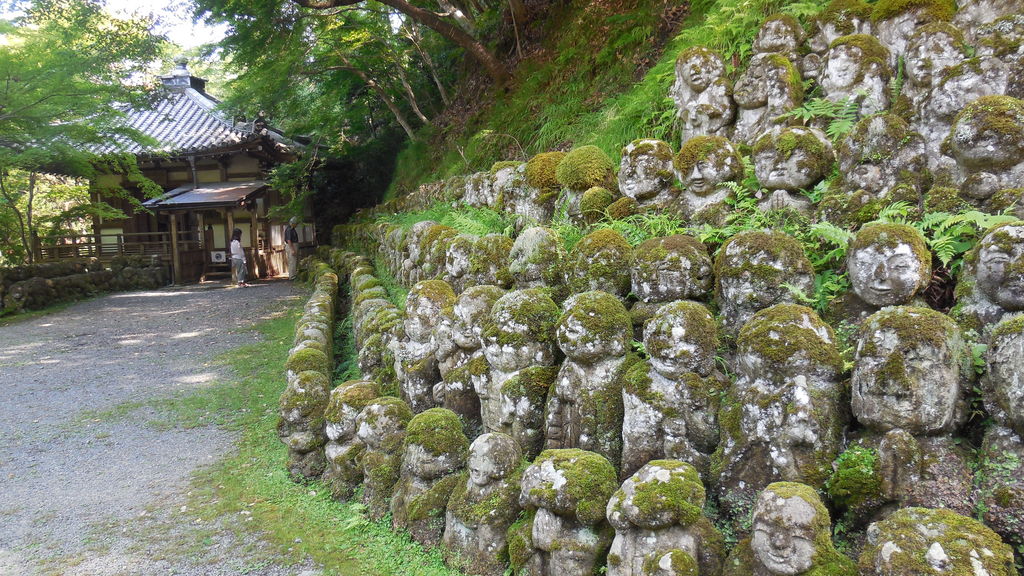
<box><xmin>567</xmin><ymin>228</ymin><xmax>633</xmax><ymax>298</ymax></box>
<box><xmin>356</xmin><ymin>396</ymin><xmax>414</xmax><ymax>520</ymax></box>
<box><xmin>556</xmin><ymin>145</ymin><xmax>617</xmax><ymax>193</ymax></box>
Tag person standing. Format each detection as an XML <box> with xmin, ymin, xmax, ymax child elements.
<box><xmin>285</xmin><ymin>217</ymin><xmax>299</xmax><ymax>280</ymax></box>
<box><xmin>231</xmin><ymin>227</ymin><xmax>247</xmax><ymax>287</ymax></box>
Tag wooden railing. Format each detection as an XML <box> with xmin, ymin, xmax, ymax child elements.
<box><xmin>35</xmin><ymin>232</ymin><xmax>202</xmax><ymax>264</ymax></box>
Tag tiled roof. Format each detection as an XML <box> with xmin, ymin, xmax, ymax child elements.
<box><xmin>143</xmin><ymin>181</ymin><xmax>268</xmax><ymax>210</ymax></box>
<box><xmin>93</xmin><ymin>87</ymin><xmax>260</xmax><ymax>156</ymax></box>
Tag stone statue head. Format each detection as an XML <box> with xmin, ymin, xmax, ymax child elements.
<box><xmin>821</xmin><ymin>34</ymin><xmax>890</xmax><ymax>93</ymax></box>
<box><xmin>404</xmin><ymin>280</ymin><xmax>456</xmax><ymax>343</ymax></box>
<box><xmin>445</xmin><ymin>234</ymin><xmax>477</xmax><ymax>286</ymax></box>
<box><xmin>975</xmin><ymin>223</ymin><xmax>1024</xmax><ymax>310</ymax></box>
<box><xmin>508</xmin><ymin>227</ymin><xmax>566</xmax><ymax>290</ymax></box>
<box><xmin>837</xmin><ymin>114</ymin><xmax>928</xmax><ymax>199</ymax></box>
<box><xmin>808</xmin><ymin>0</ymin><xmax>872</xmax><ymax>53</ymax></box>
<box><xmin>482</xmin><ymin>288</ymin><xmax>560</xmax><ymax>373</ymax></box>
<box><xmin>674</xmin><ymin>136</ymin><xmax>744</xmax><ymax>197</ymax></box>
<box><xmin>753</xmin><ymin>127</ymin><xmax>835</xmax><ymax>191</ymax></box>
<box><xmin>905</xmin><ymin>22</ymin><xmax>967</xmax><ymax>87</ymax></box>
<box><xmin>467</xmin><ymin>432</ymin><xmax>522</xmax><ymax>489</ymax></box>
<box><xmin>736</xmin><ymin>304</ymin><xmax>842</xmax><ymax>389</ymax></box>
<box><xmin>847</xmin><ymin>223</ymin><xmax>932</xmax><ymax>307</ymax></box>
<box><xmin>675</xmin><ymin>46</ymin><xmax>726</xmax><ymax>92</ymax></box>
<box><xmin>734</xmin><ymin>53</ymin><xmax>803</xmax><ymax>110</ymax></box>
<box><xmin>631</xmin><ymin>234</ymin><xmax>713</xmax><ymax>303</ymax></box>
<box><xmin>644</xmin><ymin>301</ymin><xmax>718</xmax><ymax>379</ymax></box>
<box><xmin>325</xmin><ymin>380</ymin><xmax>380</xmax><ymax>444</ymax></box>
<box><xmin>751</xmin><ymin>483</ymin><xmax>833</xmax><ymax>576</ymax></box>
<box><xmin>557</xmin><ymin>291</ymin><xmax>632</xmax><ymax>363</ymax></box>
<box><xmin>403</xmin><ymin>408</ymin><xmax>469</xmax><ymax>480</ymax></box>
<box><xmin>608</xmin><ymin>460</ymin><xmax>706</xmax><ymax>531</ymax></box>
<box><xmin>567</xmin><ymin>229</ymin><xmax>634</xmax><ymax>297</ymax></box>
<box><xmin>451</xmin><ymin>285</ymin><xmax>505</xmax><ymax>351</ymax></box>
<box><xmin>946</xmin><ymin>96</ymin><xmax>1024</xmax><ymax>201</ymax></box>
<box><xmin>356</xmin><ymin>396</ymin><xmax>413</xmax><ymax>452</ymax></box>
<box><xmin>753</xmin><ymin>14</ymin><xmax>804</xmax><ymax>56</ymax></box>
<box><xmin>619</xmin><ymin>139</ymin><xmax>676</xmax><ymax>204</ymax></box>
<box><xmin>984</xmin><ymin>316</ymin><xmax>1024</xmax><ymax>436</ymax></box>
<box><xmin>872</xmin><ymin>0</ymin><xmax>955</xmax><ymax>62</ymax></box>
<box><xmin>852</xmin><ymin>306</ymin><xmax>967</xmax><ymax>434</ymax></box>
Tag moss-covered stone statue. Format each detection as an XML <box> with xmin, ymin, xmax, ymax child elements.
<box><xmin>513</xmin><ymin>449</ymin><xmax>618</xmax><ymax>576</ymax></box>
<box><xmin>420</xmin><ymin>224</ymin><xmax>460</xmax><ymax>281</ymax></box>
<box><xmin>356</xmin><ymin>300</ymin><xmax>402</xmax><ymax>390</ymax></box>
<box><xmin>629</xmin><ymin>235</ymin><xmax>713</xmax><ymax>330</ymax></box>
<box><xmin>715</xmin><ymin>305</ymin><xmax>845</xmax><ymax>528</ymax></box>
<box><xmin>480</xmin><ymin>289</ymin><xmax>561</xmax><ymax>439</ymax></box>
<box><xmin>466</xmin><ymin>234</ymin><xmax>513</xmax><ymax>289</ymax></box>
<box><xmin>974</xmin><ymin>15</ymin><xmax>1024</xmax><ymax>99</ymax></box>
<box><xmin>322</xmin><ymin>379</ymin><xmax>379</xmax><ymax>500</ymax></box>
<box><xmin>673</xmin><ymin>135</ymin><xmax>745</xmax><ymax>225</ymax></box>
<box><xmin>850</xmin><ymin>306</ymin><xmax>976</xmax><ymax>516</ymax></box>
<box><xmin>545</xmin><ymin>291</ymin><xmax>634</xmax><ymax>467</ymax></box>
<box><xmin>508</xmin><ymin>227</ymin><xmax>567</xmax><ymax>300</ymax></box>
<box><xmin>618</xmin><ymin>139</ymin><xmax>677</xmax><ymax>211</ymax></box>
<box><xmin>391</xmin><ymin>408</ymin><xmax>469</xmax><ymax>547</ymax></box>
<box><xmin>952</xmin><ymin>222</ymin><xmax>1024</xmax><ymax>335</ymax></box>
<box><xmin>723</xmin><ymin>482</ymin><xmax>856</xmax><ymax>576</ymax></box>
<box><xmin>443</xmin><ymin>432</ymin><xmax>524</xmax><ymax>576</ymax></box>
<box><xmin>445</xmin><ymin>233</ymin><xmax>478</xmax><ymax>294</ymax></box>
<box><xmin>607</xmin><ymin>460</ymin><xmax>725</xmax><ymax>576</ymax></box>
<box><xmin>566</xmin><ymin>229</ymin><xmax>634</xmax><ymax>299</ymax></box>
<box><xmin>519</xmin><ymin>152</ymin><xmax>567</xmax><ymax>224</ymax></box>
<box><xmin>622</xmin><ymin>301</ymin><xmax>725</xmax><ymax>480</ymax></box>
<box><xmin>555</xmin><ymin>145</ymin><xmax>618</xmax><ymax>224</ymax></box>
<box><xmin>731</xmin><ymin>53</ymin><xmax>803</xmax><ymax>145</ymax></box>
<box><xmin>402</xmin><ymin>220</ymin><xmax>439</xmax><ymax>286</ymax></box>
<box><xmin>903</xmin><ymin>23</ymin><xmax>967</xmax><ymax>104</ymax></box>
<box><xmin>945</xmin><ymin>96</ymin><xmax>1024</xmax><ymax>209</ymax></box>
<box><xmin>278</xmin><ymin>370</ymin><xmax>331</xmax><ymax>480</ymax></box>
<box><xmin>752</xmin><ymin>127</ymin><xmax>835</xmax><ymax>214</ymax></box>
<box><xmin>753</xmin><ymin>14</ymin><xmax>804</xmax><ymax>62</ymax></box>
<box><xmin>393</xmin><ymin>279</ymin><xmax>455</xmax><ymax>413</ymax></box>
<box><xmin>841</xmin><ymin>223</ymin><xmax>932</xmax><ymax>320</ymax></box>
<box><xmin>433</xmin><ymin>285</ymin><xmax>505</xmax><ymax>433</ymax></box>
<box><xmin>820</xmin><ymin>34</ymin><xmax>891</xmax><ymax>117</ymax></box>
<box><xmin>713</xmin><ymin>230</ymin><xmax>815</xmax><ymax>339</ymax></box>
<box><xmin>807</xmin><ymin>0</ymin><xmax>873</xmax><ymax>56</ymax></box>
<box><xmin>976</xmin><ymin>315</ymin><xmax>1024</xmax><ymax>552</ymax></box>
<box><xmin>871</xmin><ymin>0</ymin><xmax>956</xmax><ymax>66</ymax></box>
<box><xmin>464</xmin><ymin>170</ymin><xmax>499</xmax><ymax>209</ymax></box>
<box><xmin>357</xmin><ymin>396</ymin><xmax>414</xmax><ymax>520</ymax></box>
<box><xmin>670</xmin><ymin>47</ymin><xmax>735</xmax><ymax>144</ymax></box>
<box><xmin>858</xmin><ymin>507</ymin><xmax>1017</xmax><ymax>576</ymax></box>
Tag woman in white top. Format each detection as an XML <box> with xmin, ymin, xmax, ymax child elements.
<box><xmin>230</xmin><ymin>228</ymin><xmax>247</xmax><ymax>287</ymax></box>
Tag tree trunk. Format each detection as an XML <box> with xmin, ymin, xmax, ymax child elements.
<box><xmin>0</xmin><ymin>171</ymin><xmax>29</xmax><ymax>264</ymax></box>
<box><xmin>508</xmin><ymin>0</ymin><xmax>526</xmax><ymax>59</ymax></box>
<box><xmin>406</xmin><ymin>24</ymin><xmax>451</xmax><ymax>106</ymax></box>
<box><xmin>437</xmin><ymin>0</ymin><xmax>477</xmax><ymax>35</ymax></box>
<box><xmin>394</xmin><ymin>62</ymin><xmax>429</xmax><ymax>123</ymax></box>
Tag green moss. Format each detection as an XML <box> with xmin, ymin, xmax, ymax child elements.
<box><xmin>851</xmin><ymin>223</ymin><xmax>932</xmax><ymax>287</ymax></box>
<box><xmin>580</xmin><ymin>187</ymin><xmax>615</xmax><ymax>224</ymax></box>
<box><xmin>859</xmin><ymin>306</ymin><xmax>961</xmax><ymax>357</ymax></box>
<box><xmin>815</xmin><ymin>0</ymin><xmax>872</xmax><ymax>35</ymax></box>
<box><xmin>623</xmin><ymin>138</ymin><xmax>674</xmax><ymax>163</ymax></box>
<box><xmin>559</xmin><ymin>290</ymin><xmax>633</xmax><ymax>354</ymax></box>
<box><xmin>606</xmin><ymin>196</ymin><xmax>639</xmax><ymax>220</ymax></box>
<box><xmin>826</xmin><ymin>445</ymin><xmax>883</xmax><ymax>509</ymax></box>
<box><xmin>555</xmin><ymin>145</ymin><xmax>616</xmax><ymax>192</ymax></box>
<box><xmin>468</xmin><ymin>235</ymin><xmax>513</xmax><ymax>286</ymax></box>
<box><xmin>448</xmin><ymin>464</ymin><xmax>525</xmax><ymax>527</ymax></box>
<box><xmin>753</xmin><ymin>127</ymin><xmax>834</xmax><ymax>176</ymax></box>
<box><xmin>829</xmin><ymin>34</ymin><xmax>890</xmax><ymax>66</ymax></box>
<box><xmin>738</xmin><ymin>304</ymin><xmax>841</xmax><ymax>371</ymax></box>
<box><xmin>404</xmin><ymin>407</ymin><xmax>469</xmax><ymax>458</ymax></box>
<box><xmin>406</xmin><ymin>473</ymin><xmax>461</xmax><ymax>523</ymax></box>
<box><xmin>506</xmin><ymin>509</ymin><xmax>536</xmax><ymax>572</ymax></box>
<box><xmin>761</xmin><ymin>14</ymin><xmax>802</xmax><ymax>38</ymax></box>
<box><xmin>528</xmin><ymin>449</ymin><xmax>619</xmax><ymax>526</ymax></box>
<box><xmin>279</xmin><ymin>370</ymin><xmax>330</xmax><ymax>415</ymax></box>
<box><xmin>628</xmin><ymin>460</ymin><xmax>706</xmax><ymax>526</ymax></box>
<box><xmin>325</xmin><ymin>380</ymin><xmax>380</xmax><ymax>421</ymax></box>
<box><xmin>911</xmin><ymin>21</ymin><xmax>966</xmax><ymax>49</ymax></box>
<box><xmin>673</xmin><ymin>136</ymin><xmax>742</xmax><ymax>181</ymax></box>
<box><xmin>286</xmin><ymin>347</ymin><xmax>332</xmax><ymax>377</ymax></box>
<box><xmin>525</xmin><ymin>152</ymin><xmax>567</xmax><ymax>191</ymax></box>
<box><xmin>408</xmin><ymin>279</ymin><xmax>456</xmax><ymax>316</ymax></box>
<box><xmin>870</xmin><ymin>0</ymin><xmax>954</xmax><ymax>22</ymax></box>
<box><xmin>989</xmin><ymin>188</ymin><xmax>1024</xmax><ymax>216</ymax></box>
<box><xmin>501</xmin><ymin>365</ymin><xmax>558</xmax><ymax>404</ymax></box>
<box><xmin>945</xmin><ymin>96</ymin><xmax>1024</xmax><ymax>167</ymax></box>
<box><xmin>924</xmin><ymin>186</ymin><xmax>971</xmax><ymax>213</ymax></box>
<box><xmin>481</xmin><ymin>288</ymin><xmax>561</xmax><ymax>349</ymax></box>
<box><xmin>991</xmin><ymin>314</ymin><xmax>1024</xmax><ymax>340</ymax></box>
<box><xmin>570</xmin><ymin>228</ymin><xmax>634</xmax><ymax>295</ymax></box>
<box><xmin>714</xmin><ymin>230</ymin><xmax>813</xmax><ymax>290</ymax></box>
<box><xmin>644</xmin><ymin>549</ymin><xmax>698</xmax><ymax>575</ymax></box>
<box><xmin>491</xmin><ymin>160</ymin><xmax>523</xmax><ymax>174</ymax></box>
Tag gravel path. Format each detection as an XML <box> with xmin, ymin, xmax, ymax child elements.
<box><xmin>0</xmin><ymin>279</ymin><xmax>319</xmax><ymax>576</ymax></box>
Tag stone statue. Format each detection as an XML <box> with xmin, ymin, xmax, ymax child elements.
<box><xmin>393</xmin><ymin>279</ymin><xmax>455</xmax><ymax>413</ymax></box>
<box><xmin>513</xmin><ymin>448</ymin><xmax>618</xmax><ymax>576</ymax></box>
<box><xmin>466</xmin><ymin>234</ymin><xmax>513</xmax><ymax>289</ymax></box>
<box><xmin>724</xmin><ymin>482</ymin><xmax>856</xmax><ymax>576</ymax></box>
<box><xmin>445</xmin><ymin>233</ymin><xmax>478</xmax><ymax>294</ymax></box>
<box><xmin>670</xmin><ymin>47</ymin><xmax>735</xmax><ymax>144</ymax></box>
<box><xmin>566</xmin><ymin>229</ymin><xmax>634</xmax><ymax>299</ymax></box>
<box><xmin>391</xmin><ymin>408</ymin><xmax>469</xmax><ymax>547</ymax></box>
<box><xmin>497</xmin><ymin>366</ymin><xmax>558</xmax><ymax>460</ymax></box>
<box><xmin>952</xmin><ymin>222</ymin><xmax>1024</xmax><ymax>336</ymax></box>
<box><xmin>752</xmin><ymin>127</ymin><xmax>835</xmax><ymax>213</ymax></box>
<box><xmin>673</xmin><ymin>135</ymin><xmax>745</xmax><ymax>224</ymax></box>
<box><xmin>845</xmin><ymin>223</ymin><xmax>932</xmax><ymax>317</ymax></box>
<box><xmin>420</xmin><ymin>224</ymin><xmax>459</xmax><ymax>281</ymax></box>
<box><xmin>714</xmin><ymin>230</ymin><xmax>815</xmax><ymax>338</ymax></box>
<box><xmin>357</xmin><ymin>396</ymin><xmax>413</xmax><ymax>520</ymax></box>
<box><xmin>819</xmin><ymin>34</ymin><xmax>891</xmax><ymax>117</ymax></box>
<box><xmin>753</xmin><ymin>14</ymin><xmax>804</xmax><ymax>61</ymax></box>
<box><xmin>480</xmin><ymin>289</ymin><xmax>561</xmax><ymax>436</ymax></box>
<box><xmin>629</xmin><ymin>234</ymin><xmax>713</xmax><ymax>329</ymax></box>
<box><xmin>975</xmin><ymin>15</ymin><xmax>1024</xmax><ymax>99</ymax></box>
<box><xmin>443</xmin><ymin>433</ymin><xmax>523</xmax><ymax>576</ymax></box>
<box><xmin>903</xmin><ymin>23</ymin><xmax>967</xmax><ymax>103</ymax></box>
<box><xmin>872</xmin><ymin>0</ymin><xmax>956</xmax><ymax>67</ymax></box>
<box><xmin>945</xmin><ymin>96</ymin><xmax>1024</xmax><ymax>208</ymax></box>
<box><xmin>607</xmin><ymin>461</ymin><xmax>725</xmax><ymax>576</ymax></box>
<box><xmin>402</xmin><ymin>220</ymin><xmax>439</xmax><ymax>285</ymax></box>
<box><xmin>732</xmin><ymin>53</ymin><xmax>803</xmax><ymax>145</ymax></box>
<box><xmin>278</xmin><ymin>370</ymin><xmax>330</xmax><ymax>480</ymax></box>
<box><xmin>545</xmin><ymin>291</ymin><xmax>633</xmax><ymax>467</ymax></box>
<box><xmin>463</xmin><ymin>171</ymin><xmax>498</xmax><ymax>208</ymax></box>
<box><xmin>508</xmin><ymin>226</ymin><xmax>567</xmax><ymax>298</ymax></box>
<box><xmin>621</xmin><ymin>301</ymin><xmax>724</xmax><ymax>480</ymax></box>
<box><xmin>716</xmin><ymin>305</ymin><xmax>845</xmax><ymax>527</ymax></box>
<box><xmin>618</xmin><ymin>139</ymin><xmax>677</xmax><ymax>211</ymax></box>
<box><xmin>322</xmin><ymin>379</ymin><xmax>379</xmax><ymax>500</ymax></box>
<box><xmin>859</xmin><ymin>507</ymin><xmax>1017</xmax><ymax>576</ymax></box>
<box><xmin>807</xmin><ymin>0</ymin><xmax>872</xmax><ymax>56</ymax></box>
<box><xmin>954</xmin><ymin>0</ymin><xmax>1024</xmax><ymax>38</ymax></box>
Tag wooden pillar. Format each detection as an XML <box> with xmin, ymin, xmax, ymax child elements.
<box><xmin>170</xmin><ymin>212</ymin><xmax>181</xmax><ymax>285</ymax></box>
<box><xmin>226</xmin><ymin>210</ymin><xmax>235</xmax><ymax>248</ymax></box>
<box><xmin>249</xmin><ymin>208</ymin><xmax>259</xmax><ymax>278</ymax></box>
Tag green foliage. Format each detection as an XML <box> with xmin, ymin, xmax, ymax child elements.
<box><xmin>776</xmin><ymin>96</ymin><xmax>862</xmax><ymax>141</ymax></box>
<box><xmin>826</xmin><ymin>446</ymin><xmax>883</xmax><ymax>510</ymax></box>
<box><xmin>375</xmin><ymin>202</ymin><xmax>518</xmax><ymax>238</ymax></box>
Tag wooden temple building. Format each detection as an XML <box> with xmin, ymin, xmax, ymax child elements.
<box><xmin>38</xmin><ymin>60</ymin><xmax>309</xmax><ymax>284</ymax></box>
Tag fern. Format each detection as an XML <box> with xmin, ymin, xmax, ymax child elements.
<box><xmin>890</xmin><ymin>55</ymin><xmax>905</xmax><ymax>102</ymax></box>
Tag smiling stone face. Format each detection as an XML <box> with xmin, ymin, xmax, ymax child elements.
<box><xmin>631</xmin><ymin>235</ymin><xmax>713</xmax><ymax>304</ymax></box>
<box><xmin>618</xmin><ymin>139</ymin><xmax>675</xmax><ymax>205</ymax></box>
<box><xmin>751</xmin><ymin>489</ymin><xmax>820</xmax><ymax>575</ymax></box>
<box><xmin>985</xmin><ymin>316</ymin><xmax>1024</xmax><ymax>436</ymax></box>
<box><xmin>976</xmin><ymin>224</ymin><xmax>1024</xmax><ymax>310</ymax></box>
<box><xmin>753</xmin><ymin>127</ymin><xmax>835</xmax><ymax>192</ymax></box>
<box><xmin>847</xmin><ymin>224</ymin><xmax>931</xmax><ymax>308</ymax></box>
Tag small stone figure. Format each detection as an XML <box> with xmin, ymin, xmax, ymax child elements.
<box><xmin>903</xmin><ymin>23</ymin><xmax>967</xmax><ymax>103</ymax></box>
<box><xmin>732</xmin><ymin>53</ymin><xmax>804</xmax><ymax>145</ymax></box>
<box><xmin>807</xmin><ymin>0</ymin><xmax>873</xmax><ymax>56</ymax></box>
<box><xmin>753</xmin><ymin>15</ymin><xmax>804</xmax><ymax>61</ymax></box>
<box><xmin>480</xmin><ymin>289</ymin><xmax>561</xmax><ymax>437</ymax></box>
<box><xmin>445</xmin><ymin>234</ymin><xmax>478</xmax><ymax>294</ymax></box>
<box><xmin>976</xmin><ymin>316</ymin><xmax>1024</xmax><ymax>551</ymax></box>
<box><xmin>954</xmin><ymin>0</ymin><xmax>1024</xmax><ymax>37</ymax></box>
<box><xmin>566</xmin><ymin>229</ymin><xmax>633</xmax><ymax>299</ymax></box>
<box><xmin>607</xmin><ymin>461</ymin><xmax>725</xmax><ymax>576</ymax></box>
<box><xmin>443</xmin><ymin>433</ymin><xmax>524</xmax><ymax>576</ymax></box>
<box><xmin>322</xmin><ymin>380</ymin><xmax>380</xmax><ymax>501</ymax></box>
<box><xmin>845</xmin><ymin>223</ymin><xmax>932</xmax><ymax>316</ymax></box>
<box><xmin>402</xmin><ymin>220</ymin><xmax>439</xmax><ymax>285</ymax></box>
<box><xmin>872</xmin><ymin>0</ymin><xmax>956</xmax><ymax>67</ymax></box>
<box><xmin>496</xmin><ymin>366</ymin><xmax>558</xmax><ymax>460</ymax></box>
<box><xmin>508</xmin><ymin>227</ymin><xmax>567</xmax><ymax>297</ymax></box>
<box><xmin>629</xmin><ymin>235</ymin><xmax>713</xmax><ymax>329</ymax></box>
<box><xmin>357</xmin><ymin>396</ymin><xmax>414</xmax><ymax>520</ymax></box>
<box><xmin>945</xmin><ymin>96</ymin><xmax>1024</xmax><ymax>208</ymax></box>
<box><xmin>859</xmin><ymin>507</ymin><xmax>1017</xmax><ymax>576</ymax></box>
<box><xmin>820</xmin><ymin>35</ymin><xmax>891</xmax><ymax>118</ymax></box>
<box><xmin>752</xmin><ymin>127</ymin><xmax>835</xmax><ymax>213</ymax></box>
<box><xmin>520</xmin><ymin>152</ymin><xmax>567</xmax><ymax>224</ymax></box>
<box><xmin>466</xmin><ymin>234</ymin><xmax>513</xmax><ymax>289</ymax></box>
<box><xmin>714</xmin><ymin>230</ymin><xmax>815</xmax><ymax>338</ymax></box>
<box><xmin>513</xmin><ymin>449</ymin><xmax>618</xmax><ymax>576</ymax></box>
<box><xmin>545</xmin><ymin>291</ymin><xmax>634</xmax><ymax>467</ymax></box>
<box><xmin>670</xmin><ymin>47</ymin><xmax>735</xmax><ymax>144</ymax></box>
<box><xmin>391</xmin><ymin>408</ymin><xmax>469</xmax><ymax>547</ymax></box>
<box><xmin>975</xmin><ymin>15</ymin><xmax>1024</xmax><ymax>98</ymax></box>
<box><xmin>278</xmin><ymin>370</ymin><xmax>331</xmax><ymax>480</ymax></box>
<box><xmin>618</xmin><ymin>139</ymin><xmax>677</xmax><ymax>211</ymax></box>
<box><xmin>420</xmin><ymin>224</ymin><xmax>460</xmax><ymax>281</ymax></box>
<box><xmin>716</xmin><ymin>305</ymin><xmax>845</xmax><ymax>526</ymax></box>
<box><xmin>673</xmin><ymin>135</ymin><xmax>745</xmax><ymax>225</ymax></box>
<box><xmin>393</xmin><ymin>280</ymin><xmax>455</xmax><ymax>413</ymax></box>
<box><xmin>622</xmin><ymin>301</ymin><xmax>724</xmax><ymax>479</ymax></box>
<box><xmin>464</xmin><ymin>171</ymin><xmax>499</xmax><ymax>208</ymax></box>
<box><xmin>953</xmin><ymin>222</ymin><xmax>1024</xmax><ymax>335</ymax></box>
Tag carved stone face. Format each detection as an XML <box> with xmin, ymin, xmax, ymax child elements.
<box><xmin>508</xmin><ymin>227</ymin><xmax>562</xmax><ymax>288</ymax></box>
<box><xmin>734</xmin><ymin>56</ymin><xmax>772</xmax><ymax>108</ymax></box>
<box><xmin>452</xmin><ymin>287</ymin><xmax>503</xmax><ymax>350</ymax></box>
<box><xmin>751</xmin><ymin>491</ymin><xmax>819</xmax><ymax>575</ymax></box>
<box><xmin>557</xmin><ymin>293</ymin><xmax>630</xmax><ymax>363</ymax></box>
<box><xmin>619</xmin><ymin>139</ymin><xmax>675</xmax><ymax>202</ymax></box>
<box><xmin>679</xmin><ymin>51</ymin><xmax>723</xmax><ymax>91</ymax></box>
<box><xmin>405</xmin><ymin>442</ymin><xmax>456</xmax><ymax>479</ymax></box>
<box><xmin>356</xmin><ymin>403</ymin><xmax>405</xmax><ymax>451</ymax></box>
<box><xmin>405</xmin><ymin>294</ymin><xmax>440</xmax><ymax>343</ymax></box>
<box><xmin>631</xmin><ymin>236</ymin><xmax>713</xmax><ymax>303</ymax></box>
<box><xmin>852</xmin><ymin>307</ymin><xmax>964</xmax><ymax>434</ymax></box>
<box><xmin>824</xmin><ymin>43</ymin><xmax>864</xmax><ymax>89</ymax></box>
<box><xmin>877</xmin><ymin>8</ymin><xmax>932</xmax><ymax>60</ymax></box>
<box><xmin>445</xmin><ymin>235</ymin><xmax>475</xmax><ymax>281</ymax></box>
<box><xmin>838</xmin><ymin>115</ymin><xmax>927</xmax><ymax>198</ymax></box>
<box><xmin>677</xmin><ymin>140</ymin><xmax>744</xmax><ymax>197</ymax></box>
<box><xmin>976</xmin><ymin>225</ymin><xmax>1024</xmax><ymax>310</ymax></box>
<box><xmin>848</xmin><ymin>239</ymin><xmax>928</xmax><ymax>307</ymax></box>
<box><xmin>753</xmin><ymin>128</ymin><xmax>834</xmax><ymax>191</ymax></box>
<box><xmin>906</xmin><ymin>29</ymin><xmax>963</xmax><ymax>86</ymax></box>
<box><xmin>644</xmin><ymin>301</ymin><xmax>717</xmax><ymax>379</ymax></box>
<box><xmin>483</xmin><ymin>290</ymin><xmax>559</xmax><ymax>373</ymax></box>
<box><xmin>754</xmin><ymin>18</ymin><xmax>801</xmax><ymax>56</ymax></box>
<box><xmin>986</xmin><ymin>319</ymin><xmax>1024</xmax><ymax>435</ymax></box>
